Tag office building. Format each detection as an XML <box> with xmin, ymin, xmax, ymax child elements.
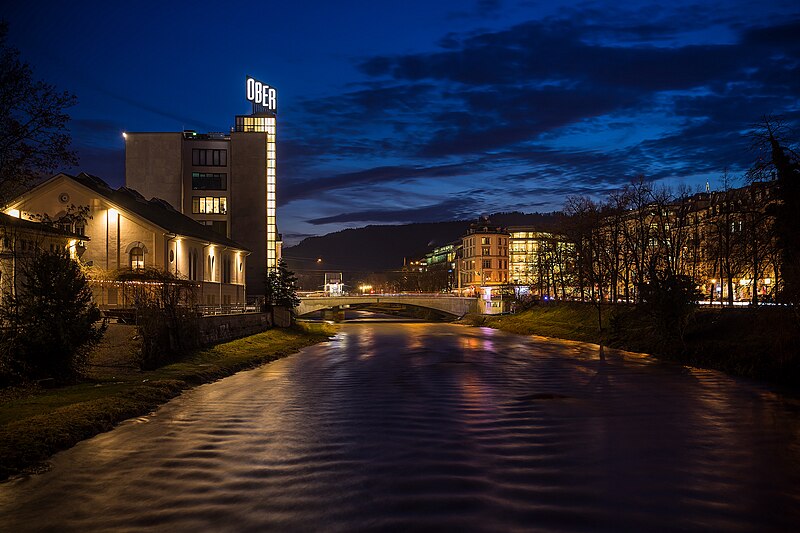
<box><xmin>125</xmin><ymin>76</ymin><xmax>279</xmax><ymax>297</ymax></box>
<box><xmin>508</xmin><ymin>228</ymin><xmax>573</xmax><ymax>300</ymax></box>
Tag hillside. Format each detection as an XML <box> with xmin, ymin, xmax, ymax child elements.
<box><xmin>282</xmin><ymin>212</ymin><xmax>561</xmax><ymax>274</ymax></box>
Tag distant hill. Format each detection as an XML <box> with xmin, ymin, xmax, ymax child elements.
<box><xmin>282</xmin><ymin>212</ymin><xmax>562</xmax><ymax>274</ymax></box>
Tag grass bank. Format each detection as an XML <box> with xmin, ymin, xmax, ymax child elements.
<box><xmin>462</xmin><ymin>303</ymin><xmax>800</xmax><ymax>386</ymax></box>
<box><xmin>0</xmin><ymin>323</ymin><xmax>333</xmax><ymax>480</ymax></box>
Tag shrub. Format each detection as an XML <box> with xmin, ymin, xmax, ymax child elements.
<box><xmin>0</xmin><ymin>248</ymin><xmax>105</xmax><ymax>382</ymax></box>
<box><xmin>640</xmin><ymin>270</ymin><xmax>703</xmax><ymax>352</ymax></box>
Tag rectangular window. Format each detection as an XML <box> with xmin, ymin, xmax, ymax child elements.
<box><xmin>192</xmin><ymin>172</ymin><xmax>227</xmax><ymax>190</ymax></box>
<box><xmin>483</xmin><ymin>259</ymin><xmax>492</xmax><ymax>269</ymax></box>
<box><xmin>482</xmin><ymin>237</ymin><xmax>491</xmax><ymax>245</ymax></box>
<box><xmin>192</xmin><ymin>196</ymin><xmax>228</xmax><ymax>214</ymax></box>
<box><xmin>191</xmin><ymin>149</ymin><xmax>228</xmax><ymax>167</ymax></box>
<box><xmin>482</xmin><ymin>247</ymin><xmax>490</xmax><ymax>256</ymax></box>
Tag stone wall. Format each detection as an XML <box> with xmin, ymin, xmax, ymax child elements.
<box><xmin>197</xmin><ymin>312</ymin><xmax>272</xmax><ymax>345</ymax></box>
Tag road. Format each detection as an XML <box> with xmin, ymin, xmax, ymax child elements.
<box><xmin>2</xmin><ymin>323</ymin><xmax>799</xmax><ymax>531</ymax></box>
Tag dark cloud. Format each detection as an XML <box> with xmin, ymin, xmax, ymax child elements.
<box><xmin>305</xmin><ymin>197</ymin><xmax>474</xmax><ymax>225</ymax></box>
<box><xmin>358</xmin><ymin>19</ymin><xmax>754</xmax><ymax>90</ymax></box>
<box><xmin>420</xmin><ymin>84</ymin><xmax>645</xmax><ymax>157</ymax></box>
<box><xmin>280</xmin><ymin>162</ymin><xmax>475</xmax><ymax>205</ymax></box>
<box><xmin>341</xmin><ymin>13</ymin><xmax>800</xmax><ymax>180</ymax></box>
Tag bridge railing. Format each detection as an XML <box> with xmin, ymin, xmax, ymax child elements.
<box><xmin>299</xmin><ymin>292</ymin><xmax>469</xmax><ymax>298</ymax></box>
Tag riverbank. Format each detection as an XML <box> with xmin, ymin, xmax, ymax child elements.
<box><xmin>462</xmin><ymin>303</ymin><xmax>800</xmax><ymax>386</ymax></box>
<box><xmin>0</xmin><ymin>323</ymin><xmax>333</xmax><ymax>480</ymax></box>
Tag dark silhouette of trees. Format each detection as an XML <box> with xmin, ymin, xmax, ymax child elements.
<box><xmin>264</xmin><ymin>260</ymin><xmax>300</xmax><ymax>310</ymax></box>
<box><xmin>0</xmin><ymin>23</ymin><xmax>77</xmax><ymax>205</ymax></box>
<box><xmin>640</xmin><ymin>269</ymin><xmax>703</xmax><ymax>351</ymax></box>
<box><xmin>749</xmin><ymin>116</ymin><xmax>800</xmax><ymax>304</ymax></box>
<box><xmin>707</xmin><ymin>173</ymin><xmax>745</xmax><ymax>306</ymax></box>
<box><xmin>0</xmin><ymin>248</ymin><xmax>105</xmax><ymax>382</ymax></box>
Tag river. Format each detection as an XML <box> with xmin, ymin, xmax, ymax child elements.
<box><xmin>2</xmin><ymin>323</ymin><xmax>799</xmax><ymax>531</ymax></box>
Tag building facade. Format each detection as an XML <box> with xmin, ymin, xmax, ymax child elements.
<box><xmin>508</xmin><ymin>228</ymin><xmax>573</xmax><ymax>300</ymax></box>
<box><xmin>4</xmin><ymin>173</ymin><xmax>249</xmax><ymax>307</ymax></box>
<box><xmin>457</xmin><ymin>220</ymin><xmax>509</xmax><ymax>313</ymax></box>
<box><xmin>125</xmin><ymin>76</ymin><xmax>279</xmax><ymax>297</ymax></box>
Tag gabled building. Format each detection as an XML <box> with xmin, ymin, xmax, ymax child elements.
<box><xmin>4</xmin><ymin>172</ymin><xmax>250</xmax><ymax>307</ymax></box>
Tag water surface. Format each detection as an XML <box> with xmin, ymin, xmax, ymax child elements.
<box><xmin>2</xmin><ymin>323</ymin><xmax>799</xmax><ymax>531</ymax></box>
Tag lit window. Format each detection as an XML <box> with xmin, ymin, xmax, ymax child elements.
<box><xmin>130</xmin><ymin>247</ymin><xmax>144</xmax><ymax>270</ymax></box>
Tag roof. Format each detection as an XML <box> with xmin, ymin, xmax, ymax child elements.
<box><xmin>65</xmin><ymin>173</ymin><xmax>248</xmax><ymax>251</ymax></box>
<box><xmin>0</xmin><ymin>212</ymin><xmax>86</xmax><ymax>239</ymax></box>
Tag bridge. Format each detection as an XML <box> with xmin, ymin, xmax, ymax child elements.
<box><xmin>296</xmin><ymin>294</ymin><xmax>479</xmax><ymax>319</ymax></box>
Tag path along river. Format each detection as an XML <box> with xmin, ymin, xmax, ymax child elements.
<box><xmin>2</xmin><ymin>323</ymin><xmax>800</xmax><ymax>531</ymax></box>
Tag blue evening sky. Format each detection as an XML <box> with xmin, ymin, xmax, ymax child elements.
<box><xmin>5</xmin><ymin>0</ymin><xmax>799</xmax><ymax>244</ymax></box>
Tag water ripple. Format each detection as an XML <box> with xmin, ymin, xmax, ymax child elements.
<box><xmin>1</xmin><ymin>323</ymin><xmax>799</xmax><ymax>531</ymax></box>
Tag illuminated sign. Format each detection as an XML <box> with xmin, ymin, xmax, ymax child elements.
<box><xmin>246</xmin><ymin>76</ymin><xmax>277</xmax><ymax>114</ymax></box>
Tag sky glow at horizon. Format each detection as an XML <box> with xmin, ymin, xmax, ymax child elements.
<box><xmin>5</xmin><ymin>0</ymin><xmax>799</xmax><ymax>245</ymax></box>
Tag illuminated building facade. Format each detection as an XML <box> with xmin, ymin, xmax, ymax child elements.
<box><xmin>5</xmin><ymin>173</ymin><xmax>249</xmax><ymax>306</ymax></box>
<box><xmin>458</xmin><ymin>219</ymin><xmax>509</xmax><ymax>313</ymax></box>
<box><xmin>125</xmin><ymin>76</ymin><xmax>279</xmax><ymax>297</ymax></box>
<box><xmin>508</xmin><ymin>228</ymin><xmax>573</xmax><ymax>300</ymax></box>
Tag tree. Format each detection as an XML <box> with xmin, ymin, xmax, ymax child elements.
<box><xmin>116</xmin><ymin>268</ymin><xmax>198</xmax><ymax>369</ymax></box>
<box><xmin>749</xmin><ymin>116</ymin><xmax>800</xmax><ymax>303</ymax></box>
<box><xmin>0</xmin><ymin>248</ymin><xmax>105</xmax><ymax>381</ymax></box>
<box><xmin>0</xmin><ymin>22</ymin><xmax>77</xmax><ymax>205</ymax></box>
<box><xmin>707</xmin><ymin>172</ymin><xmax>745</xmax><ymax>306</ymax></box>
<box><xmin>264</xmin><ymin>260</ymin><xmax>300</xmax><ymax>310</ymax></box>
<box><xmin>564</xmin><ymin>196</ymin><xmax>610</xmax><ymax>359</ymax></box>
<box><xmin>640</xmin><ymin>269</ymin><xmax>703</xmax><ymax>352</ymax></box>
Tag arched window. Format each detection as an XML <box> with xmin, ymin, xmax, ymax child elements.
<box><xmin>130</xmin><ymin>247</ymin><xmax>144</xmax><ymax>270</ymax></box>
<box><xmin>188</xmin><ymin>249</ymin><xmax>197</xmax><ymax>281</ymax></box>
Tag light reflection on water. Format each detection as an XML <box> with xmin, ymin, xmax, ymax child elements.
<box><xmin>1</xmin><ymin>323</ymin><xmax>799</xmax><ymax>531</ymax></box>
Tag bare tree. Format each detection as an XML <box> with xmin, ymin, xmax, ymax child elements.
<box><xmin>707</xmin><ymin>172</ymin><xmax>746</xmax><ymax>305</ymax></box>
<box><xmin>0</xmin><ymin>23</ymin><xmax>77</xmax><ymax>205</ymax></box>
<box><xmin>748</xmin><ymin>115</ymin><xmax>800</xmax><ymax>303</ymax></box>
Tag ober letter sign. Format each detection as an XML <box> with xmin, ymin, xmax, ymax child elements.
<box><xmin>246</xmin><ymin>76</ymin><xmax>277</xmax><ymax>112</ymax></box>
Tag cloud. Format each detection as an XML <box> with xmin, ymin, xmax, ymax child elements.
<box><xmin>305</xmin><ymin>197</ymin><xmax>475</xmax><ymax>225</ymax></box>
<box><xmin>332</xmin><ymin>12</ymin><xmax>800</xmax><ymax>183</ymax></box>
<box><xmin>280</xmin><ymin>161</ymin><xmax>475</xmax><ymax>205</ymax></box>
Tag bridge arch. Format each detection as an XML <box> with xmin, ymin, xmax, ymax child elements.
<box><xmin>296</xmin><ymin>296</ymin><xmax>478</xmax><ymax>318</ymax></box>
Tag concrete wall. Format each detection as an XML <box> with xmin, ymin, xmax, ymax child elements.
<box><xmin>230</xmin><ymin>132</ymin><xmax>268</xmax><ymax>296</ymax></box>
<box><xmin>126</xmin><ymin>133</ymin><xmax>183</xmax><ymax>210</ymax></box>
<box><xmin>180</xmin><ymin>137</ymin><xmax>231</xmax><ymax>238</ymax></box>
<box><xmin>196</xmin><ymin>312</ymin><xmax>271</xmax><ymax>345</ymax></box>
